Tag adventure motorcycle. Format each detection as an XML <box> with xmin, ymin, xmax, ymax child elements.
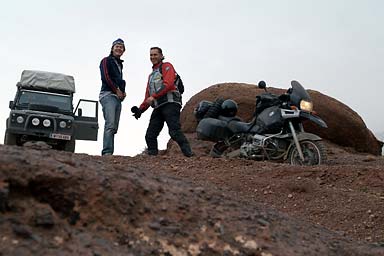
<box><xmin>194</xmin><ymin>80</ymin><xmax>327</xmax><ymax>166</ymax></box>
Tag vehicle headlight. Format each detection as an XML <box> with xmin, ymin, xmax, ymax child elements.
<box><xmin>16</xmin><ymin>116</ymin><xmax>24</xmax><ymax>124</ymax></box>
<box><xmin>59</xmin><ymin>121</ymin><xmax>67</xmax><ymax>128</ymax></box>
<box><xmin>300</xmin><ymin>100</ymin><xmax>313</xmax><ymax>112</ymax></box>
<box><xmin>43</xmin><ymin>119</ymin><xmax>51</xmax><ymax>127</ymax></box>
<box><xmin>32</xmin><ymin>118</ymin><xmax>40</xmax><ymax>126</ymax></box>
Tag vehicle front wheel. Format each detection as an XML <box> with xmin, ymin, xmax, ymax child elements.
<box><xmin>4</xmin><ymin>131</ymin><xmax>17</xmax><ymax>145</ymax></box>
<box><xmin>64</xmin><ymin>139</ymin><xmax>76</xmax><ymax>153</ymax></box>
<box><xmin>288</xmin><ymin>140</ymin><xmax>327</xmax><ymax>166</ymax></box>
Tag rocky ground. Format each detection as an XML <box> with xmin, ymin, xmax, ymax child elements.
<box><xmin>1</xmin><ymin>137</ymin><xmax>384</xmax><ymax>256</ymax></box>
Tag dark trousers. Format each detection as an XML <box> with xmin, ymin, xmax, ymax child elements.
<box><xmin>145</xmin><ymin>103</ymin><xmax>192</xmax><ymax>156</ymax></box>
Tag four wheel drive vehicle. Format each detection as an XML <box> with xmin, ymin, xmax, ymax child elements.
<box><xmin>4</xmin><ymin>70</ymin><xmax>99</xmax><ymax>152</ymax></box>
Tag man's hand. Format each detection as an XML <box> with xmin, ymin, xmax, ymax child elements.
<box><xmin>131</xmin><ymin>106</ymin><xmax>142</xmax><ymax>120</ymax></box>
<box><xmin>116</xmin><ymin>88</ymin><xmax>125</xmax><ymax>101</ymax></box>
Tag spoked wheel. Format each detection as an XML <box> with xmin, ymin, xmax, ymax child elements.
<box><xmin>210</xmin><ymin>141</ymin><xmax>228</xmax><ymax>158</ymax></box>
<box><xmin>288</xmin><ymin>140</ymin><xmax>327</xmax><ymax>166</ymax></box>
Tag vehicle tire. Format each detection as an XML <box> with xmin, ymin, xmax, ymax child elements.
<box><xmin>209</xmin><ymin>141</ymin><xmax>229</xmax><ymax>158</ymax></box>
<box><xmin>288</xmin><ymin>140</ymin><xmax>327</xmax><ymax>166</ymax></box>
<box><xmin>210</xmin><ymin>146</ymin><xmax>223</xmax><ymax>158</ymax></box>
<box><xmin>4</xmin><ymin>131</ymin><xmax>17</xmax><ymax>145</ymax></box>
<box><xmin>64</xmin><ymin>139</ymin><xmax>76</xmax><ymax>153</ymax></box>
<box><xmin>203</xmin><ymin>98</ymin><xmax>224</xmax><ymax>119</ymax></box>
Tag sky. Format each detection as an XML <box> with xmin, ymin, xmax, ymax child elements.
<box><xmin>1</xmin><ymin>0</ymin><xmax>383</xmax><ymax>156</ymax></box>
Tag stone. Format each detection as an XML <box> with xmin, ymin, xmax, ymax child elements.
<box><xmin>0</xmin><ymin>180</ymin><xmax>9</xmax><ymax>212</ymax></box>
<box><xmin>12</xmin><ymin>224</ymin><xmax>33</xmax><ymax>239</ymax></box>
<box><xmin>34</xmin><ymin>207</ymin><xmax>55</xmax><ymax>228</ymax></box>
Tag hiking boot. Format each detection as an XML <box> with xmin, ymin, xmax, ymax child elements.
<box><xmin>146</xmin><ymin>149</ymin><xmax>158</xmax><ymax>156</ymax></box>
<box><xmin>183</xmin><ymin>151</ymin><xmax>195</xmax><ymax>157</ymax></box>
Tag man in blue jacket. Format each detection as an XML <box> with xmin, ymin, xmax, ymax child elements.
<box><xmin>99</xmin><ymin>38</ymin><xmax>126</xmax><ymax>155</ymax></box>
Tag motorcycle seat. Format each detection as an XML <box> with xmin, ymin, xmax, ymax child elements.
<box><xmin>228</xmin><ymin>120</ymin><xmax>255</xmax><ymax>133</ymax></box>
<box><xmin>217</xmin><ymin>116</ymin><xmax>242</xmax><ymax>122</ymax></box>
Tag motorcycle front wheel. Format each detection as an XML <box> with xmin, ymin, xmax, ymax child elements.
<box><xmin>288</xmin><ymin>140</ymin><xmax>326</xmax><ymax>166</ymax></box>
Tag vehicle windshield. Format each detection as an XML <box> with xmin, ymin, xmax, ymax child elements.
<box><xmin>17</xmin><ymin>90</ymin><xmax>72</xmax><ymax>113</ymax></box>
<box><xmin>289</xmin><ymin>80</ymin><xmax>311</xmax><ymax>106</ymax></box>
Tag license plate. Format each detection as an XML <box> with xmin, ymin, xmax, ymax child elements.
<box><xmin>50</xmin><ymin>133</ymin><xmax>71</xmax><ymax>141</ymax></box>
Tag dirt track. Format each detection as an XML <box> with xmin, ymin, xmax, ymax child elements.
<box><xmin>151</xmin><ymin>137</ymin><xmax>384</xmax><ymax>243</ymax></box>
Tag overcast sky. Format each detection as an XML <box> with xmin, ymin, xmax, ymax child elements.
<box><xmin>1</xmin><ymin>0</ymin><xmax>383</xmax><ymax>156</ymax></box>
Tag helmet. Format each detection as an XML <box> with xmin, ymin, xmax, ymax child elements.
<box><xmin>194</xmin><ymin>100</ymin><xmax>213</xmax><ymax>121</ymax></box>
<box><xmin>221</xmin><ymin>99</ymin><xmax>238</xmax><ymax>117</ymax></box>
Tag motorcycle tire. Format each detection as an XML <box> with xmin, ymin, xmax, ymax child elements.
<box><xmin>210</xmin><ymin>147</ymin><xmax>223</xmax><ymax>158</ymax></box>
<box><xmin>288</xmin><ymin>140</ymin><xmax>327</xmax><ymax>166</ymax></box>
<box><xmin>203</xmin><ymin>98</ymin><xmax>224</xmax><ymax>119</ymax></box>
<box><xmin>209</xmin><ymin>141</ymin><xmax>228</xmax><ymax>158</ymax></box>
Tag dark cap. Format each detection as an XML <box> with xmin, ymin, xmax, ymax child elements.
<box><xmin>112</xmin><ymin>38</ymin><xmax>125</xmax><ymax>49</ymax></box>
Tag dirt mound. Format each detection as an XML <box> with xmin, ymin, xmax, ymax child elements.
<box><xmin>180</xmin><ymin>82</ymin><xmax>382</xmax><ymax>155</ymax></box>
<box><xmin>1</xmin><ymin>144</ymin><xmax>384</xmax><ymax>255</ymax></box>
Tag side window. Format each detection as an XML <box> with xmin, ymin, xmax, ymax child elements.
<box><xmin>74</xmin><ymin>100</ymin><xmax>98</xmax><ymax>120</ymax></box>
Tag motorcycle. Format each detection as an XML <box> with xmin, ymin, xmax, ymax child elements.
<box><xmin>194</xmin><ymin>80</ymin><xmax>328</xmax><ymax>166</ymax></box>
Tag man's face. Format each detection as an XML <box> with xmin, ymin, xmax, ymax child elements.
<box><xmin>150</xmin><ymin>49</ymin><xmax>163</xmax><ymax>65</ymax></box>
<box><xmin>112</xmin><ymin>44</ymin><xmax>125</xmax><ymax>58</ymax></box>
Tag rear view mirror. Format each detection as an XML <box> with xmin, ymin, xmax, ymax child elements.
<box><xmin>9</xmin><ymin>101</ymin><xmax>14</xmax><ymax>109</ymax></box>
<box><xmin>258</xmin><ymin>80</ymin><xmax>266</xmax><ymax>89</ymax></box>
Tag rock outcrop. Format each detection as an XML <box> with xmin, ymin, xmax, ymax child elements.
<box><xmin>180</xmin><ymin>82</ymin><xmax>382</xmax><ymax>155</ymax></box>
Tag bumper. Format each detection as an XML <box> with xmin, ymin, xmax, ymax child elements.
<box><xmin>6</xmin><ymin>127</ymin><xmax>72</xmax><ymax>141</ymax></box>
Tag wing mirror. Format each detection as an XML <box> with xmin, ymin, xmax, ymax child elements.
<box><xmin>9</xmin><ymin>101</ymin><xmax>14</xmax><ymax>109</ymax></box>
<box><xmin>78</xmin><ymin>108</ymin><xmax>83</xmax><ymax>117</ymax></box>
<box><xmin>258</xmin><ymin>80</ymin><xmax>267</xmax><ymax>92</ymax></box>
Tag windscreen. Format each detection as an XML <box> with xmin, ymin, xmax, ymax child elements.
<box><xmin>17</xmin><ymin>90</ymin><xmax>72</xmax><ymax>113</ymax></box>
<box><xmin>289</xmin><ymin>80</ymin><xmax>311</xmax><ymax>106</ymax></box>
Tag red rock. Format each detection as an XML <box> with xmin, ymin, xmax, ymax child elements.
<box><xmin>180</xmin><ymin>83</ymin><xmax>382</xmax><ymax>155</ymax></box>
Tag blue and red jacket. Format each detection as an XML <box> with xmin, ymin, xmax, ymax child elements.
<box><xmin>139</xmin><ymin>62</ymin><xmax>181</xmax><ymax>111</ymax></box>
<box><xmin>99</xmin><ymin>54</ymin><xmax>126</xmax><ymax>93</ymax></box>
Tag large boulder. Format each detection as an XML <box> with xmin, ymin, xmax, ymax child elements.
<box><xmin>180</xmin><ymin>82</ymin><xmax>382</xmax><ymax>155</ymax></box>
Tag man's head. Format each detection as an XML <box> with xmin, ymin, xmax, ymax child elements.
<box><xmin>111</xmin><ymin>38</ymin><xmax>125</xmax><ymax>58</ymax></box>
<box><xmin>150</xmin><ymin>47</ymin><xmax>164</xmax><ymax>65</ymax></box>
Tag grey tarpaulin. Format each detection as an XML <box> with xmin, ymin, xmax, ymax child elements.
<box><xmin>18</xmin><ymin>70</ymin><xmax>76</xmax><ymax>93</ymax></box>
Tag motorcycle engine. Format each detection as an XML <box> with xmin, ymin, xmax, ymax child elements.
<box><xmin>240</xmin><ymin>134</ymin><xmax>285</xmax><ymax>160</ymax></box>
<box><xmin>240</xmin><ymin>134</ymin><xmax>266</xmax><ymax>159</ymax></box>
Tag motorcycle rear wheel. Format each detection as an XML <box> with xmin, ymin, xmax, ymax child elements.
<box><xmin>288</xmin><ymin>140</ymin><xmax>326</xmax><ymax>166</ymax></box>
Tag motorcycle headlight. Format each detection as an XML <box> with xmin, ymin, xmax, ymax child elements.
<box><xmin>300</xmin><ymin>100</ymin><xmax>313</xmax><ymax>112</ymax></box>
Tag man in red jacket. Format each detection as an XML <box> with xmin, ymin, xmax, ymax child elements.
<box><xmin>131</xmin><ymin>47</ymin><xmax>193</xmax><ymax>157</ymax></box>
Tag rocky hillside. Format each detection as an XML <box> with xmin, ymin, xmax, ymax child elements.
<box><xmin>1</xmin><ymin>140</ymin><xmax>384</xmax><ymax>255</ymax></box>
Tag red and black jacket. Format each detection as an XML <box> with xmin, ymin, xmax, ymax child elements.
<box><xmin>99</xmin><ymin>54</ymin><xmax>126</xmax><ymax>93</ymax></box>
<box><xmin>139</xmin><ymin>62</ymin><xmax>181</xmax><ymax>111</ymax></box>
